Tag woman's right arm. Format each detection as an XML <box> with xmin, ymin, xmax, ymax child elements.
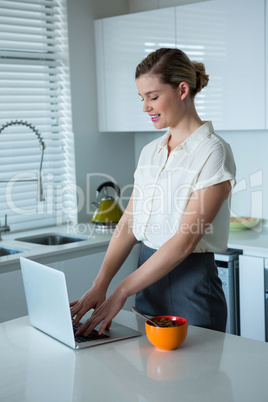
<box><xmin>70</xmin><ymin>193</ymin><xmax>137</xmax><ymax>325</ymax></box>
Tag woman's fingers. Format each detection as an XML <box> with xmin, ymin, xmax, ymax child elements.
<box><xmin>75</xmin><ymin>303</ymin><xmax>112</xmax><ymax>336</ymax></box>
<box><xmin>70</xmin><ymin>301</ymin><xmax>84</xmax><ymax>320</ymax></box>
<box><xmin>72</xmin><ymin>311</ymin><xmax>86</xmax><ymax>327</ymax></box>
<box><xmin>74</xmin><ymin>286</ymin><xmax>127</xmax><ymax>336</ymax></box>
<box><xmin>75</xmin><ymin>316</ymin><xmax>99</xmax><ymax>336</ymax></box>
<box><xmin>106</xmin><ymin>320</ymin><xmax>112</xmax><ymax>330</ymax></box>
<box><xmin>84</xmin><ymin>292</ymin><xmax>126</xmax><ymax>336</ymax></box>
<box><xmin>98</xmin><ymin>318</ymin><xmax>113</xmax><ymax>335</ymax></box>
<box><xmin>70</xmin><ymin>287</ymin><xmax>107</xmax><ymax>327</ymax></box>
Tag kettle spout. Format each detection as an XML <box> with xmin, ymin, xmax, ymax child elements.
<box><xmin>92</xmin><ymin>202</ymin><xmax>100</xmax><ymax>209</ymax></box>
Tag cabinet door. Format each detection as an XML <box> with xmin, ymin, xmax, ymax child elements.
<box><xmin>58</xmin><ymin>252</ymin><xmax>106</xmax><ymax>302</ymax></box>
<box><xmin>95</xmin><ymin>8</ymin><xmax>176</xmax><ymax>132</ymax></box>
<box><xmin>266</xmin><ymin>0</ymin><xmax>268</xmax><ymax>129</ymax></box>
<box><xmin>0</xmin><ymin>269</ymin><xmax>28</xmax><ymax>323</ymax></box>
<box><xmin>175</xmin><ymin>0</ymin><xmax>265</xmax><ymax>130</ymax></box>
<box><xmin>239</xmin><ymin>255</ymin><xmax>265</xmax><ymax>341</ymax></box>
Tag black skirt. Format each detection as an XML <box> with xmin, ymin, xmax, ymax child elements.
<box><xmin>135</xmin><ymin>244</ymin><xmax>227</xmax><ymax>332</ymax></box>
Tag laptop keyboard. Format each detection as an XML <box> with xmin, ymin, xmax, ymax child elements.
<box><xmin>73</xmin><ymin>321</ymin><xmax>109</xmax><ymax>343</ymax></box>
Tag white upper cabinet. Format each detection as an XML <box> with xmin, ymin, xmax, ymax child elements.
<box><xmin>175</xmin><ymin>0</ymin><xmax>265</xmax><ymax>131</ymax></box>
<box><xmin>95</xmin><ymin>0</ymin><xmax>265</xmax><ymax>132</ymax></box>
<box><xmin>95</xmin><ymin>8</ymin><xmax>176</xmax><ymax>132</ymax></box>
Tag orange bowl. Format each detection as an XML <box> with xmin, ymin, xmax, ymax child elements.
<box><xmin>145</xmin><ymin>315</ymin><xmax>188</xmax><ymax>351</ymax></box>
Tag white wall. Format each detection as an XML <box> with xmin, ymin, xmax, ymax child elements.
<box><xmin>67</xmin><ymin>0</ymin><xmax>134</xmax><ymax>223</ymax></box>
<box><xmin>219</xmin><ymin>130</ymin><xmax>268</xmax><ymax>224</ymax></box>
<box><xmin>134</xmin><ymin>129</ymin><xmax>268</xmax><ymax>225</ymax></box>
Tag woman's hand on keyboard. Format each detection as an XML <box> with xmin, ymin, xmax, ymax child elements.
<box><xmin>70</xmin><ymin>283</ymin><xmax>107</xmax><ymax>327</ymax></box>
<box><xmin>74</xmin><ymin>284</ymin><xmax>128</xmax><ymax>337</ymax></box>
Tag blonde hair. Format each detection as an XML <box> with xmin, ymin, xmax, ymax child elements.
<box><xmin>135</xmin><ymin>48</ymin><xmax>209</xmax><ymax>97</ymax></box>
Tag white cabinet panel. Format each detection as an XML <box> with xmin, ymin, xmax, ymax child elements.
<box><xmin>58</xmin><ymin>252</ymin><xmax>105</xmax><ymax>302</ymax></box>
<box><xmin>175</xmin><ymin>0</ymin><xmax>265</xmax><ymax>130</ymax></box>
<box><xmin>239</xmin><ymin>255</ymin><xmax>265</xmax><ymax>341</ymax></box>
<box><xmin>266</xmin><ymin>0</ymin><xmax>268</xmax><ymax>128</ymax></box>
<box><xmin>95</xmin><ymin>8</ymin><xmax>176</xmax><ymax>132</ymax></box>
<box><xmin>0</xmin><ymin>270</ymin><xmax>27</xmax><ymax>323</ymax></box>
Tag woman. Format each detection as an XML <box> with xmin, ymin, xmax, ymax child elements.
<box><xmin>71</xmin><ymin>48</ymin><xmax>236</xmax><ymax>336</ymax></box>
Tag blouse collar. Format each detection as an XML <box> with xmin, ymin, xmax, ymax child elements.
<box><xmin>158</xmin><ymin>121</ymin><xmax>215</xmax><ymax>155</ymax></box>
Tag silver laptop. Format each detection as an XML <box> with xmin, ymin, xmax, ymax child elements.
<box><xmin>20</xmin><ymin>257</ymin><xmax>141</xmax><ymax>349</ymax></box>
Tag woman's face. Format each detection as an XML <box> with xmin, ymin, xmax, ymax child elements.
<box><xmin>136</xmin><ymin>74</ymin><xmax>185</xmax><ymax>130</ymax></box>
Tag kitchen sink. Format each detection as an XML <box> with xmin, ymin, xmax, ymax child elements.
<box><xmin>0</xmin><ymin>247</ymin><xmax>23</xmax><ymax>257</ymax></box>
<box><xmin>15</xmin><ymin>233</ymin><xmax>87</xmax><ymax>246</ymax></box>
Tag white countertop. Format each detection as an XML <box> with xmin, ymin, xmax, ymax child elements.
<box><xmin>228</xmin><ymin>226</ymin><xmax>268</xmax><ymax>256</ymax></box>
<box><xmin>1</xmin><ymin>310</ymin><xmax>268</xmax><ymax>402</ymax></box>
<box><xmin>0</xmin><ymin>223</ymin><xmax>113</xmax><ymax>273</ymax></box>
<box><xmin>1</xmin><ymin>222</ymin><xmax>268</xmax><ymax>274</ymax></box>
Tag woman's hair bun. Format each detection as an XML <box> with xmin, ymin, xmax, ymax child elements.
<box><xmin>192</xmin><ymin>61</ymin><xmax>209</xmax><ymax>93</ymax></box>
<box><xmin>135</xmin><ymin>48</ymin><xmax>209</xmax><ymax>97</ymax></box>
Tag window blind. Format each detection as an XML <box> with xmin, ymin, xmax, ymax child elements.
<box><xmin>0</xmin><ymin>0</ymin><xmax>77</xmax><ymax>232</ymax></box>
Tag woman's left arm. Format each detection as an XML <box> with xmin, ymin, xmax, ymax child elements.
<box><xmin>81</xmin><ymin>180</ymin><xmax>230</xmax><ymax>335</ymax></box>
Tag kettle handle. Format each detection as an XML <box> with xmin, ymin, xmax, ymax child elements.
<box><xmin>96</xmin><ymin>181</ymin><xmax>121</xmax><ymax>198</ymax></box>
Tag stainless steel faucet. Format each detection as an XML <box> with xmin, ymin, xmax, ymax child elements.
<box><xmin>0</xmin><ymin>215</ymin><xmax>10</xmax><ymax>241</ymax></box>
<box><xmin>0</xmin><ymin>120</ymin><xmax>46</xmax><ymax>202</ymax></box>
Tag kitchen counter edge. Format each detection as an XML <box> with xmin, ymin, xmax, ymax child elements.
<box><xmin>0</xmin><ymin>224</ymin><xmax>113</xmax><ymax>274</ymax></box>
